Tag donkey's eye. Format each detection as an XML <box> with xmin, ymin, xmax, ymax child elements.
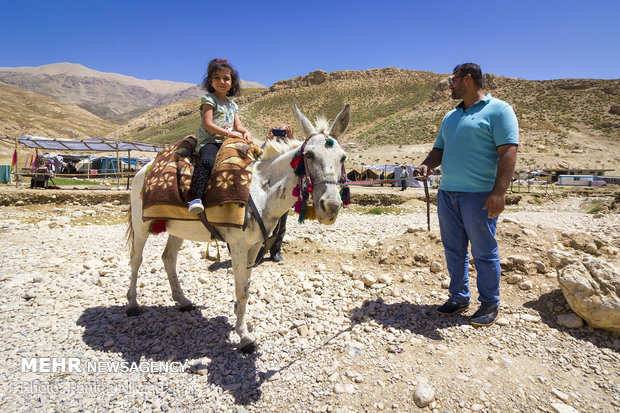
<box><xmin>305</xmin><ymin>152</ymin><xmax>315</xmax><ymax>160</ymax></box>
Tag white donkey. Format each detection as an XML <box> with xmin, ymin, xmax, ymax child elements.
<box><xmin>126</xmin><ymin>103</ymin><xmax>350</xmax><ymax>352</ymax></box>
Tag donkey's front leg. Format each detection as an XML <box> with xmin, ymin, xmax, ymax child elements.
<box><xmin>231</xmin><ymin>248</ymin><xmax>256</xmax><ymax>353</ymax></box>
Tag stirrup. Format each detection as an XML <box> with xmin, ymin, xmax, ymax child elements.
<box><xmin>203</xmin><ymin>238</ymin><xmax>220</xmax><ymax>262</ymax></box>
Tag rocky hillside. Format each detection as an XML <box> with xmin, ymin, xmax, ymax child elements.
<box><xmin>0</xmin><ymin>63</ymin><xmax>265</xmax><ymax>123</ymax></box>
<box><xmin>0</xmin><ymin>81</ymin><xmax>116</xmax><ymax>142</ymax></box>
<box><xmin>106</xmin><ymin>67</ymin><xmax>620</xmax><ymax>171</ymax></box>
<box><xmin>108</xmin><ymin>68</ymin><xmax>445</xmax><ymax>143</ymax></box>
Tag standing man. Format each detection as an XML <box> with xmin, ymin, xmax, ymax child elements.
<box><xmin>415</xmin><ymin>63</ymin><xmax>518</xmax><ymax>327</ymax></box>
<box><xmin>255</xmin><ymin>124</ymin><xmax>295</xmax><ymax>264</ymax></box>
<box><xmin>400</xmin><ymin>166</ymin><xmax>409</xmax><ymax>191</ymax></box>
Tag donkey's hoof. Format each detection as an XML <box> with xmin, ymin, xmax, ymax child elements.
<box><xmin>179</xmin><ymin>303</ymin><xmax>196</xmax><ymax>312</ymax></box>
<box><xmin>126</xmin><ymin>307</ymin><xmax>142</xmax><ymax>317</ymax></box>
<box><xmin>239</xmin><ymin>341</ymin><xmax>257</xmax><ymax>354</ymax></box>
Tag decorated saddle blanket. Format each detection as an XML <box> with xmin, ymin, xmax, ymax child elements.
<box><xmin>142</xmin><ymin>135</ymin><xmax>261</xmax><ymax>227</ymax></box>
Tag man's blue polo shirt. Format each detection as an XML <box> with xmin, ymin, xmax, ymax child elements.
<box><xmin>434</xmin><ymin>93</ymin><xmax>518</xmax><ymax>192</ymax></box>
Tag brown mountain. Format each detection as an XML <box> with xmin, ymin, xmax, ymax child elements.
<box><xmin>0</xmin><ymin>63</ymin><xmax>266</xmax><ymax>123</ymax></box>
<box><xmin>0</xmin><ymin>81</ymin><xmax>116</xmax><ymax>141</ymax></box>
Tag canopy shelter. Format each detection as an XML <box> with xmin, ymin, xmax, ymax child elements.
<box><xmin>2</xmin><ymin>134</ymin><xmax>164</xmax><ymax>188</ymax></box>
<box><xmin>1</xmin><ymin>135</ymin><xmax>164</xmax><ymax>152</ymax></box>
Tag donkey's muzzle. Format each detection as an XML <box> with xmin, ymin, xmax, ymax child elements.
<box><xmin>318</xmin><ymin>198</ymin><xmax>342</xmax><ymax>225</ymax></box>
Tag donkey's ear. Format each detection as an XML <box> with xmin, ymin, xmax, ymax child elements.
<box><xmin>293</xmin><ymin>102</ymin><xmax>315</xmax><ymax>138</ymax></box>
<box><xmin>328</xmin><ymin>104</ymin><xmax>350</xmax><ymax>138</ymax></box>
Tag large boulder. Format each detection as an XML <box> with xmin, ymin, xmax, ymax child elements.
<box><xmin>547</xmin><ymin>249</ymin><xmax>620</xmax><ymax>334</ymax></box>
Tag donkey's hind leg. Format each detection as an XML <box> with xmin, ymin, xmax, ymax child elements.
<box><xmin>162</xmin><ymin>235</ymin><xmax>194</xmax><ymax>311</ymax></box>
<box><xmin>127</xmin><ymin>222</ymin><xmax>149</xmax><ymax>316</ymax></box>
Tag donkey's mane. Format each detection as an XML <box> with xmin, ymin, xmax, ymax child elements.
<box><xmin>314</xmin><ymin>117</ymin><xmax>330</xmax><ymax>134</ymax></box>
<box><xmin>260</xmin><ymin>138</ymin><xmax>302</xmax><ymax>161</ymax></box>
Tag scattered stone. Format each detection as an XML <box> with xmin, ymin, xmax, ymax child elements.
<box><xmin>551</xmin><ymin>389</ymin><xmax>570</xmax><ymax>402</ymax></box>
<box><xmin>557</xmin><ymin>312</ymin><xmax>584</xmax><ymax>329</ymax></box>
<box><xmin>413</xmin><ymin>382</ymin><xmax>435</xmax><ymax>407</ymax></box>
<box><xmin>533</xmin><ymin>260</ymin><xmax>546</xmax><ymax>273</ymax></box>
<box><xmin>495</xmin><ymin>317</ymin><xmax>509</xmax><ymax>326</ymax></box>
<box><xmin>345</xmin><ymin>341</ymin><xmax>364</xmax><ymax>356</ymax></box>
<box><xmin>353</xmin><ymin>280</ymin><xmax>365</xmax><ymax>290</ymax></box>
<box><xmin>507</xmin><ymin>274</ymin><xmax>523</xmax><ymax>284</ymax></box>
<box><xmin>376</xmin><ymin>274</ymin><xmax>393</xmax><ymax>285</ymax></box>
<box><xmin>22</xmin><ymin>292</ymin><xmax>37</xmax><ymax>300</ymax></box>
<box><xmin>519</xmin><ymin>280</ymin><xmax>533</xmax><ymax>290</ymax></box>
<box><xmin>341</xmin><ymin>264</ymin><xmax>354</xmax><ymax>276</ymax></box>
<box><xmin>297</xmin><ymin>325</ymin><xmax>309</xmax><ymax>337</ymax></box>
<box><xmin>334</xmin><ymin>383</ymin><xmax>354</xmax><ymax>394</ymax></box>
<box><xmin>430</xmin><ymin>261</ymin><xmax>443</xmax><ymax>273</ymax></box>
<box><xmin>362</xmin><ymin>274</ymin><xmax>376</xmax><ymax>287</ymax></box>
<box><xmin>521</xmin><ymin>314</ymin><xmax>541</xmax><ymax>323</ymax></box>
<box><xmin>551</xmin><ymin>403</ymin><xmax>579</xmax><ymax>413</ymax></box>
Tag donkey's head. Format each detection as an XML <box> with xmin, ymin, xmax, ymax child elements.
<box><xmin>293</xmin><ymin>103</ymin><xmax>350</xmax><ymax>225</ymax></box>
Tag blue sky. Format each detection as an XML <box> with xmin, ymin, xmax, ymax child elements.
<box><xmin>1</xmin><ymin>0</ymin><xmax>618</xmax><ymax>86</ymax></box>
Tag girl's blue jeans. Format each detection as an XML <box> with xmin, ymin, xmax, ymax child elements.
<box><xmin>437</xmin><ymin>190</ymin><xmax>501</xmax><ymax>306</ymax></box>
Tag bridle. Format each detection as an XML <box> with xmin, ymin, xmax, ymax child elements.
<box><xmin>291</xmin><ymin>133</ymin><xmax>350</xmax><ymax>222</ymax></box>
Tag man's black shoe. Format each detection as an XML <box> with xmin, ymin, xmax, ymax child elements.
<box><xmin>271</xmin><ymin>252</ymin><xmax>284</xmax><ymax>262</ymax></box>
<box><xmin>437</xmin><ymin>300</ymin><xmax>470</xmax><ymax>316</ymax></box>
<box><xmin>470</xmin><ymin>302</ymin><xmax>499</xmax><ymax>327</ymax></box>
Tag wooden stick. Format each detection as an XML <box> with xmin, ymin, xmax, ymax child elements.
<box><xmin>423</xmin><ymin>177</ymin><xmax>430</xmax><ymax>231</ymax></box>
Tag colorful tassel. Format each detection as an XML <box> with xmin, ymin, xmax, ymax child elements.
<box><xmin>341</xmin><ymin>186</ymin><xmax>351</xmax><ymax>206</ymax></box>
<box><xmin>290</xmin><ymin>151</ymin><xmax>302</xmax><ymax>168</ymax></box>
<box><xmin>149</xmin><ymin>220</ymin><xmax>167</xmax><ymax>234</ymax></box>
<box><xmin>294</xmin><ymin>160</ymin><xmax>305</xmax><ymax>177</ymax></box>
<box><xmin>299</xmin><ymin>203</ymin><xmax>307</xmax><ymax>223</ymax></box>
<box><xmin>325</xmin><ymin>138</ymin><xmax>334</xmax><ymax>147</ymax></box>
<box><xmin>292</xmin><ymin>184</ymin><xmax>300</xmax><ymax>197</ymax></box>
<box><xmin>306</xmin><ymin>204</ymin><xmax>317</xmax><ymax>220</ymax></box>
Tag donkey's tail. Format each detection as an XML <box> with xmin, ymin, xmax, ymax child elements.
<box><xmin>125</xmin><ymin>204</ymin><xmax>135</xmax><ymax>258</ymax></box>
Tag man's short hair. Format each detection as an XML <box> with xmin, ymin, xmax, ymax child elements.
<box><xmin>453</xmin><ymin>63</ymin><xmax>483</xmax><ymax>88</ymax></box>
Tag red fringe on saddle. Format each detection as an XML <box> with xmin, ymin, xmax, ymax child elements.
<box><xmin>149</xmin><ymin>220</ymin><xmax>168</xmax><ymax>234</ymax></box>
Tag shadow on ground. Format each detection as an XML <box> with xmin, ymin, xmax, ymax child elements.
<box><xmin>77</xmin><ymin>305</ymin><xmax>262</xmax><ymax>405</ymax></box>
<box><xmin>207</xmin><ymin>259</ymin><xmax>232</xmax><ymax>271</ymax></box>
<box><xmin>349</xmin><ymin>298</ymin><xmax>469</xmax><ymax>341</ymax></box>
<box><xmin>523</xmin><ymin>289</ymin><xmax>620</xmax><ymax>352</ymax></box>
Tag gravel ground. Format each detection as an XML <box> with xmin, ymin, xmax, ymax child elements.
<box><xmin>0</xmin><ymin>192</ymin><xmax>619</xmax><ymax>413</ymax></box>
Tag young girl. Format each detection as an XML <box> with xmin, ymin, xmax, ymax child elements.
<box><xmin>188</xmin><ymin>58</ymin><xmax>253</xmax><ymax>214</ymax></box>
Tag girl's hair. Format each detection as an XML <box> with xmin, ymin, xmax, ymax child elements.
<box><xmin>201</xmin><ymin>59</ymin><xmax>241</xmax><ymax>97</ymax></box>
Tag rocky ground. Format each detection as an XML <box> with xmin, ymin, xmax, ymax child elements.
<box><xmin>0</xmin><ymin>185</ymin><xmax>619</xmax><ymax>413</ymax></box>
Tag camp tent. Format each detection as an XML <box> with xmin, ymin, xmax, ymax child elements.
<box><xmin>1</xmin><ymin>134</ymin><xmax>164</xmax><ymax>186</ymax></box>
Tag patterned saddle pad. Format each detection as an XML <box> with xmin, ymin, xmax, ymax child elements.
<box><xmin>142</xmin><ymin>135</ymin><xmax>261</xmax><ymax>227</ymax></box>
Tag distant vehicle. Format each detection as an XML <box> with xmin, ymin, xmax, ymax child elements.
<box><xmin>527</xmin><ymin>178</ymin><xmax>547</xmax><ymax>184</ymax></box>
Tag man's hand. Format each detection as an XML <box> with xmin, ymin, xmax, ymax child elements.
<box><xmin>483</xmin><ymin>191</ymin><xmax>505</xmax><ymax>218</ymax></box>
<box><xmin>284</xmin><ymin>125</ymin><xmax>294</xmax><ymax>139</ymax></box>
<box><xmin>413</xmin><ymin>165</ymin><xmax>428</xmax><ymax>178</ymax></box>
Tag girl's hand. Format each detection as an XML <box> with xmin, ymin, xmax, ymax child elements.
<box><xmin>228</xmin><ymin>131</ymin><xmax>243</xmax><ymax>139</ymax></box>
<box><xmin>243</xmin><ymin>131</ymin><xmax>253</xmax><ymax>144</ymax></box>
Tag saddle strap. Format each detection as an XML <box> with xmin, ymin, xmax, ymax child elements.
<box><xmin>246</xmin><ymin>195</ymin><xmax>270</xmax><ymax>242</ymax></box>
<box><xmin>198</xmin><ymin>211</ymin><xmax>224</xmax><ymax>242</ymax></box>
